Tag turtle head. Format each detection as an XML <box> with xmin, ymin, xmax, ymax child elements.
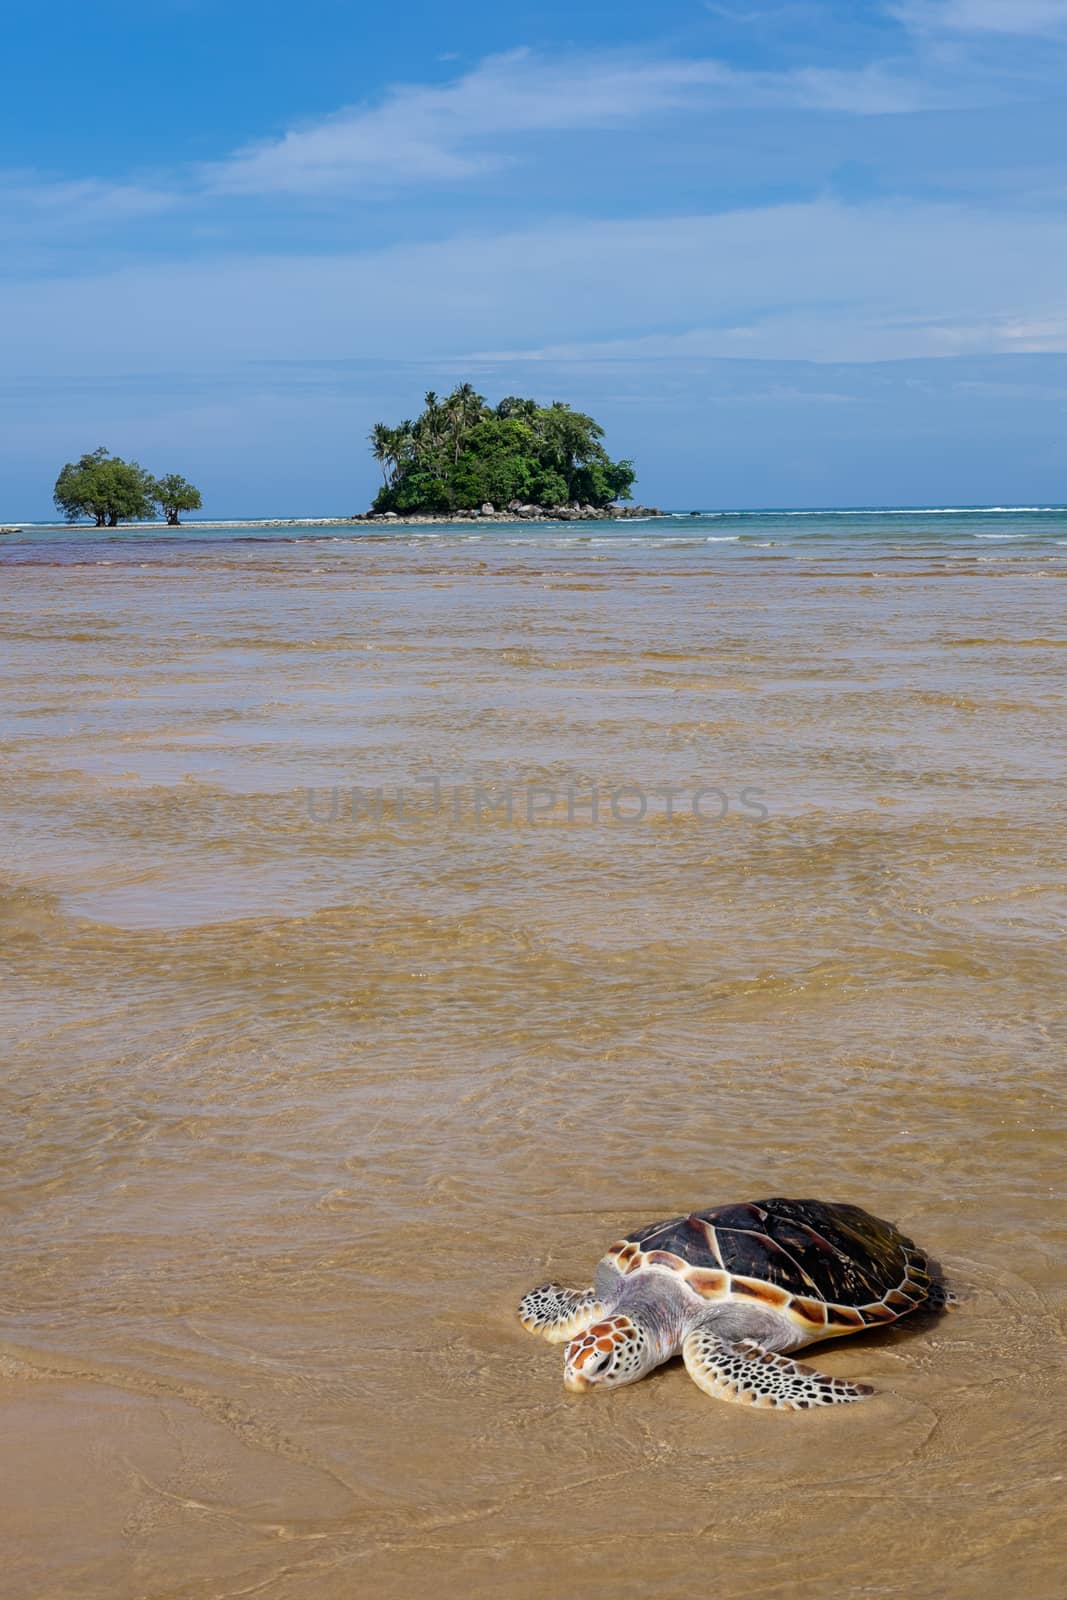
<box><xmin>563</xmin><ymin>1315</ymin><xmax>653</xmax><ymax>1392</ymax></box>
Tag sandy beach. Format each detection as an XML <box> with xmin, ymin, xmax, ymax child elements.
<box><xmin>2</xmin><ymin>513</ymin><xmax>1065</xmax><ymax>1598</ymax></box>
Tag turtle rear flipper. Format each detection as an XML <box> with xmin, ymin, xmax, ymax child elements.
<box><xmin>682</xmin><ymin>1329</ymin><xmax>874</xmax><ymax>1410</ymax></box>
<box><xmin>518</xmin><ymin>1283</ymin><xmax>604</xmax><ymax>1343</ymax></box>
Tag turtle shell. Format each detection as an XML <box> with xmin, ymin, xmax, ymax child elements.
<box><xmin>603</xmin><ymin>1197</ymin><xmax>934</xmax><ymax>1339</ymax></box>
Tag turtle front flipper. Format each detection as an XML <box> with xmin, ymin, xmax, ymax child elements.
<box><xmin>682</xmin><ymin>1330</ymin><xmax>874</xmax><ymax>1410</ymax></box>
<box><xmin>518</xmin><ymin>1283</ymin><xmax>604</xmax><ymax>1343</ymax></box>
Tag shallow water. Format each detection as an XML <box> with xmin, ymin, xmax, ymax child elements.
<box><xmin>2</xmin><ymin>512</ymin><xmax>1065</xmax><ymax>1598</ymax></box>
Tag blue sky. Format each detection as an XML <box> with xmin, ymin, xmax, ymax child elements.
<box><xmin>4</xmin><ymin>0</ymin><xmax>1067</xmax><ymax>516</ymax></box>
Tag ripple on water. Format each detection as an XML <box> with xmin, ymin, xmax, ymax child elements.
<box><xmin>1</xmin><ymin>526</ymin><xmax>1065</xmax><ymax>1598</ymax></box>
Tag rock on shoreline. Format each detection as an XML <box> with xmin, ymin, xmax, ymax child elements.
<box><xmin>350</xmin><ymin>501</ymin><xmax>664</xmax><ymax>525</ymax></box>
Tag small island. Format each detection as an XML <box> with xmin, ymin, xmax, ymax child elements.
<box><xmin>354</xmin><ymin>386</ymin><xmax>661</xmax><ymax>522</ymax></box>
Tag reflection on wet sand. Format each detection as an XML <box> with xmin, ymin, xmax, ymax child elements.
<box><xmin>1</xmin><ymin>518</ymin><xmax>1065</xmax><ymax>1598</ymax></box>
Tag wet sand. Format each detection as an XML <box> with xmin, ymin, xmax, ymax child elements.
<box><xmin>2</xmin><ymin>520</ymin><xmax>1065</xmax><ymax>1598</ymax></box>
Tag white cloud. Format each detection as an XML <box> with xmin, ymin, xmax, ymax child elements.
<box><xmin>5</xmin><ymin>200</ymin><xmax>1067</xmax><ymax>374</ymax></box>
<box><xmin>784</xmin><ymin>64</ymin><xmax>935</xmax><ymax>114</ymax></box>
<box><xmin>925</xmin><ymin>312</ymin><xmax>1067</xmax><ymax>349</ymax></box>
<box><xmin>470</xmin><ymin>307</ymin><xmax>1067</xmax><ymax>365</ymax></box>
<box><xmin>207</xmin><ymin>51</ymin><xmax>715</xmax><ymax>193</ymax></box>
<box><xmin>205</xmin><ymin>49</ymin><xmax>937</xmax><ymax>196</ymax></box>
<box><xmin>0</xmin><ymin>39</ymin><xmax>1020</xmax><ymax>228</ymax></box>
<box><xmin>892</xmin><ymin>0</ymin><xmax>1067</xmax><ymax>35</ymax></box>
<box><xmin>0</xmin><ymin>174</ymin><xmax>174</xmax><ymax>235</ymax></box>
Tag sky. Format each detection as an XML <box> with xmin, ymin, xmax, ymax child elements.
<box><xmin>3</xmin><ymin>0</ymin><xmax>1067</xmax><ymax>516</ymax></box>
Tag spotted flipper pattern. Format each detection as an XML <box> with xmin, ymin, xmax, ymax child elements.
<box><xmin>518</xmin><ymin>1283</ymin><xmax>604</xmax><ymax>1344</ymax></box>
<box><xmin>682</xmin><ymin>1331</ymin><xmax>874</xmax><ymax>1410</ymax></box>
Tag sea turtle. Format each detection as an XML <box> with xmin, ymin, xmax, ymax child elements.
<box><xmin>519</xmin><ymin>1197</ymin><xmax>942</xmax><ymax>1410</ymax></box>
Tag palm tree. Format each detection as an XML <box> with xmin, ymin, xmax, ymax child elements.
<box><xmin>496</xmin><ymin>396</ymin><xmax>538</xmax><ymax>422</ymax></box>
<box><xmin>418</xmin><ymin>391</ymin><xmax>445</xmax><ymax>457</ymax></box>
<box><xmin>446</xmin><ymin>382</ymin><xmax>486</xmax><ymax>464</ymax></box>
<box><xmin>396</xmin><ymin>420</ymin><xmax>417</xmax><ymax>470</ymax></box>
<box><xmin>412</xmin><ymin>393</ymin><xmax>451</xmax><ymax>475</ymax></box>
<box><xmin>369</xmin><ymin>422</ymin><xmax>393</xmax><ymax>486</ymax></box>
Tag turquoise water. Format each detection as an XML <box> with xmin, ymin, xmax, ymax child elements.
<box><xmin>4</xmin><ymin>505</ymin><xmax>1067</xmax><ymax>564</ymax></box>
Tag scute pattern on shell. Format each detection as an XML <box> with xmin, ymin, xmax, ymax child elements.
<box><xmin>604</xmin><ymin>1197</ymin><xmax>935</xmax><ymax>1335</ymax></box>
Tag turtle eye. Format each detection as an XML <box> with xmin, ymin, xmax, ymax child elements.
<box><xmin>587</xmin><ymin>1350</ymin><xmax>613</xmax><ymax>1376</ymax></box>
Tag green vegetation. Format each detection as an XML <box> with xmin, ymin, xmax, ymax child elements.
<box><xmin>155</xmin><ymin>473</ymin><xmax>203</xmax><ymax>526</ymax></box>
<box><xmin>368</xmin><ymin>387</ymin><xmax>635</xmax><ymax>514</ymax></box>
<box><xmin>53</xmin><ymin>448</ymin><xmax>203</xmax><ymax>526</ymax></box>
